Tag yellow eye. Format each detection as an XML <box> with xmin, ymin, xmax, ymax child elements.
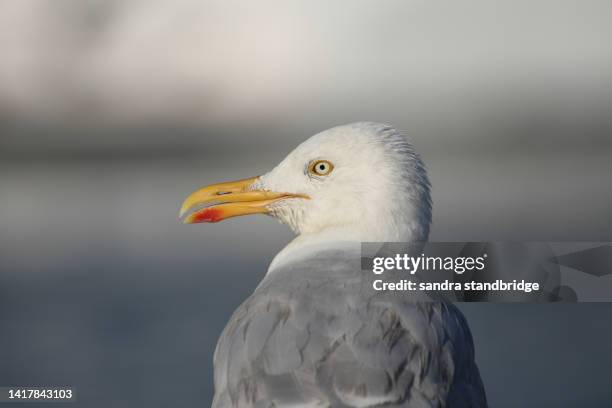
<box><xmin>309</xmin><ymin>160</ymin><xmax>334</xmax><ymax>176</ymax></box>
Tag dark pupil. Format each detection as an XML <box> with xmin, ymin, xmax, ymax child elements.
<box><xmin>318</xmin><ymin>164</ymin><xmax>326</xmax><ymax>171</ymax></box>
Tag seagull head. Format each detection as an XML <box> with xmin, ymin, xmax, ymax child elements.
<box><xmin>180</xmin><ymin>122</ymin><xmax>431</xmax><ymax>242</ymax></box>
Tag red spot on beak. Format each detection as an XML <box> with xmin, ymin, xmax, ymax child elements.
<box><xmin>192</xmin><ymin>207</ymin><xmax>224</xmax><ymax>223</ymax></box>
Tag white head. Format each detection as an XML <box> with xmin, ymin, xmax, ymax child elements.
<box><xmin>180</xmin><ymin>122</ymin><xmax>431</xmax><ymax>248</ymax></box>
<box><xmin>252</xmin><ymin>122</ymin><xmax>431</xmax><ymax>242</ymax></box>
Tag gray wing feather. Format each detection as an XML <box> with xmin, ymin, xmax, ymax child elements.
<box><xmin>212</xmin><ymin>250</ymin><xmax>487</xmax><ymax>407</ymax></box>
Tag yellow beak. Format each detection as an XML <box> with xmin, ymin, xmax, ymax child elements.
<box><xmin>179</xmin><ymin>176</ymin><xmax>307</xmax><ymax>224</ymax></box>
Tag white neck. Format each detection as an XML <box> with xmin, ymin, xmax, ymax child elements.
<box><xmin>267</xmin><ymin>222</ymin><xmax>426</xmax><ymax>273</ymax></box>
<box><xmin>267</xmin><ymin>230</ymin><xmax>359</xmax><ymax>273</ymax></box>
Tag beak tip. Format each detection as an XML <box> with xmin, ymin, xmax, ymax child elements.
<box><xmin>182</xmin><ymin>212</ymin><xmax>199</xmax><ymax>224</ymax></box>
<box><xmin>179</xmin><ymin>203</ymin><xmax>190</xmax><ymax>219</ymax></box>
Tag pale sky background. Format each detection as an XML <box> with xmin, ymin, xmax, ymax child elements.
<box><xmin>1</xmin><ymin>0</ymin><xmax>611</xmax><ymax>153</ymax></box>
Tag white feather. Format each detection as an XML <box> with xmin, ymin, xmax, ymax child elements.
<box><xmin>251</xmin><ymin>122</ymin><xmax>432</xmax><ymax>272</ymax></box>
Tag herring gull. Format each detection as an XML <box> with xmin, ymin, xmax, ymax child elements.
<box><xmin>180</xmin><ymin>122</ymin><xmax>487</xmax><ymax>407</ymax></box>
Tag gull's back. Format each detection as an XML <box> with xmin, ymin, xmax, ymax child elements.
<box><xmin>212</xmin><ymin>247</ymin><xmax>487</xmax><ymax>407</ymax></box>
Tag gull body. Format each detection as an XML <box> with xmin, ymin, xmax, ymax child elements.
<box><xmin>181</xmin><ymin>122</ymin><xmax>487</xmax><ymax>407</ymax></box>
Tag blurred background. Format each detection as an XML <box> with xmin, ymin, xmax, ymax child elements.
<box><xmin>1</xmin><ymin>0</ymin><xmax>611</xmax><ymax>406</ymax></box>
